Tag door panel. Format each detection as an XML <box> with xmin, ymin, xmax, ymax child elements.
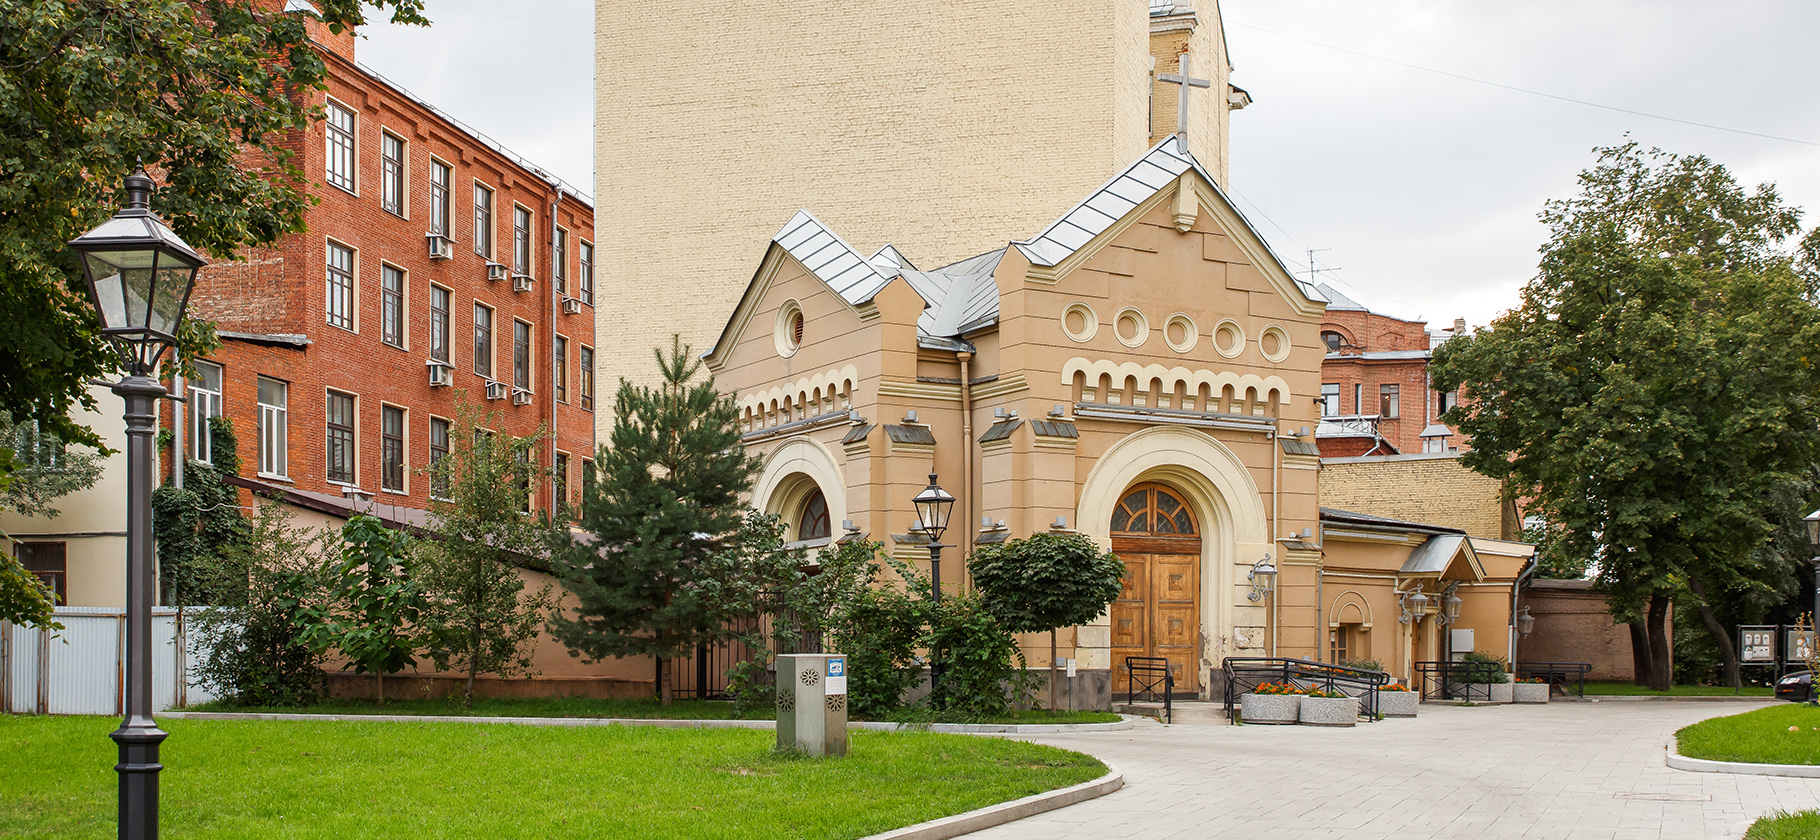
<box><xmin>1109</xmin><ymin>557</ymin><xmax>1148</xmax><ymax>695</ymax></box>
<box><xmin>1108</xmin><ymin>552</ymin><xmax>1200</xmax><ymax>697</ymax></box>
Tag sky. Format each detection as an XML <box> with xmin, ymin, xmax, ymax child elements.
<box><xmin>357</xmin><ymin>1</ymin><xmax>1820</xmax><ymax>329</ymax></box>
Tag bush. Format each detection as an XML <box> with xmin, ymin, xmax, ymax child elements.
<box><xmin>827</xmin><ymin>567</ymin><xmax>926</xmax><ymax>720</ymax></box>
<box><xmin>1340</xmin><ymin>658</ymin><xmax>1385</xmax><ymax>673</ymax></box>
<box><xmin>1461</xmin><ymin>651</ymin><xmax>1510</xmax><ymax>684</ymax></box>
<box><xmin>924</xmin><ymin>591</ymin><xmax>1035</xmax><ymax>718</ymax></box>
<box><xmin>189</xmin><ymin>501</ymin><xmax>332</xmax><ymax>706</ymax></box>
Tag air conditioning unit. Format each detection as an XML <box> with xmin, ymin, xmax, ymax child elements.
<box><xmin>561</xmin><ymin>297</ymin><xmax>582</xmax><ymax>315</ymax></box>
<box><xmin>486</xmin><ymin>262</ymin><xmax>508</xmax><ymax>282</ymax></box>
<box><xmin>426</xmin><ymin>234</ymin><xmax>453</xmax><ymax>260</ymax></box>
<box><xmin>511</xmin><ymin>387</ymin><xmax>533</xmax><ymax>406</ymax></box>
<box><xmin>426</xmin><ymin>360</ymin><xmax>455</xmax><ymax>387</ymax></box>
<box><xmin>512</xmin><ymin>274</ymin><xmax>534</xmax><ymax>293</ymax></box>
<box><xmin>484</xmin><ymin>380</ymin><xmax>509</xmax><ymax>401</ymax></box>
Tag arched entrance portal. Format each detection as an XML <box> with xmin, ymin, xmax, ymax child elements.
<box><xmin>1110</xmin><ymin>483</ymin><xmax>1202</xmax><ymax>697</ymax></box>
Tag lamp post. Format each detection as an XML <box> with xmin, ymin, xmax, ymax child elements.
<box><xmin>69</xmin><ymin>167</ymin><xmax>207</xmax><ymax>840</ymax></box>
<box><xmin>911</xmin><ymin>474</ymin><xmax>955</xmax><ymax>685</ymax></box>
<box><xmin>1805</xmin><ymin>509</ymin><xmax>1820</xmax><ymax>650</ymax></box>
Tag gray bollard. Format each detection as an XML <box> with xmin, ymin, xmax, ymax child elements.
<box><xmin>775</xmin><ymin>653</ymin><xmax>849</xmax><ymax>757</ymax></box>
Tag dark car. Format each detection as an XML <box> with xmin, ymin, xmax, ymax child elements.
<box><xmin>1776</xmin><ymin>670</ymin><xmax>1813</xmax><ymax>702</ymax></box>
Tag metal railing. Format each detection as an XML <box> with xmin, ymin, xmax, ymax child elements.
<box><xmin>665</xmin><ymin>606</ymin><xmax>825</xmax><ymax>701</ymax></box>
<box><xmin>1514</xmin><ymin>661</ymin><xmax>1591</xmax><ymax>698</ymax></box>
<box><xmin>1220</xmin><ymin>657</ymin><xmax>1390</xmax><ymax>723</ymax></box>
<box><xmin>1414</xmin><ymin>660</ymin><xmax>1504</xmax><ymax>701</ymax></box>
<box><xmin>1124</xmin><ymin>656</ymin><xmax>1174</xmax><ymax>723</ymax></box>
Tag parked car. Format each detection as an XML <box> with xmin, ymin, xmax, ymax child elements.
<box><xmin>1776</xmin><ymin>670</ymin><xmax>1813</xmax><ymax>702</ymax></box>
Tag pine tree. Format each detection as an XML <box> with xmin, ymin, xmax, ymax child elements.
<box><xmin>549</xmin><ymin>337</ymin><xmax>761</xmax><ymax>704</ymax></box>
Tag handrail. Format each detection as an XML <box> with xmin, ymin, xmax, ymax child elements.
<box><xmin>1514</xmin><ymin>661</ymin><xmax>1591</xmax><ymax>698</ymax></box>
<box><xmin>1125</xmin><ymin>657</ymin><xmax>1174</xmax><ymax>724</ymax></box>
<box><xmin>1220</xmin><ymin>657</ymin><xmax>1389</xmax><ymax>723</ymax></box>
<box><xmin>1413</xmin><ymin>660</ymin><xmax>1505</xmax><ymax>701</ymax></box>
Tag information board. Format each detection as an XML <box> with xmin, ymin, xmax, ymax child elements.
<box><xmin>1788</xmin><ymin>627</ymin><xmax>1814</xmax><ymax>664</ymax></box>
<box><xmin>1739</xmin><ymin>627</ymin><xmax>1777</xmax><ymax>663</ymax></box>
<box><xmin>824</xmin><ymin>656</ymin><xmax>846</xmax><ymax>695</ymax></box>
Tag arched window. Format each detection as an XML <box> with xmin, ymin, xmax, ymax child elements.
<box><xmin>797</xmin><ymin>489</ymin><xmax>830</xmax><ymax>541</ymax></box>
<box><xmin>1109</xmin><ymin>485</ymin><xmax>1196</xmax><ymax>536</ymax></box>
<box><xmin>1321</xmin><ymin>331</ymin><xmax>1345</xmax><ymax>353</ymax></box>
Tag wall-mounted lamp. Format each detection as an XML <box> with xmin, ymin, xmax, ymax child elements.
<box><xmin>1051</xmin><ymin>515</ymin><xmax>1069</xmax><ymax>531</ymax></box>
<box><xmin>1246</xmin><ymin>554</ymin><xmax>1277</xmax><ymax>602</ymax></box>
<box><xmin>1516</xmin><ymin>605</ymin><xmax>1535</xmax><ymax>638</ymax></box>
<box><xmin>1398</xmin><ymin>583</ymin><xmax>1430</xmax><ymax>624</ymax></box>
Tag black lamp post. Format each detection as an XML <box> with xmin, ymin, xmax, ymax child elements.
<box><xmin>1805</xmin><ymin>509</ymin><xmax>1820</xmax><ymax>648</ymax></box>
<box><xmin>69</xmin><ymin>167</ymin><xmax>206</xmax><ymax>840</ymax></box>
<box><xmin>911</xmin><ymin>473</ymin><xmax>956</xmax><ymax>685</ymax></box>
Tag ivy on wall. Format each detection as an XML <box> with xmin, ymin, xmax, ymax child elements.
<box><xmin>152</xmin><ymin>415</ymin><xmax>251</xmax><ymax>606</ymax></box>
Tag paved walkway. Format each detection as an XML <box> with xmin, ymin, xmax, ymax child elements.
<box><xmin>969</xmin><ymin>700</ymin><xmax>1820</xmax><ymax>840</ymax></box>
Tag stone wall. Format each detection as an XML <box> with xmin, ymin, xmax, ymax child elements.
<box><xmin>1518</xmin><ymin>579</ymin><xmax>1657</xmax><ymax>682</ymax></box>
<box><xmin>1320</xmin><ymin>453</ymin><xmax>1513</xmax><ymax>540</ymax></box>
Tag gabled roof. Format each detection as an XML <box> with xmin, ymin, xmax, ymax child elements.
<box><xmin>773</xmin><ymin>210</ymin><xmax>895</xmax><ymax>305</ymax></box>
<box><xmin>1399</xmin><ymin>533</ymin><xmax>1486</xmax><ymax>581</ymax></box>
<box><xmin>903</xmin><ymin>248</ymin><xmax>1007</xmax><ymax>338</ymax></box>
<box><xmin>1014</xmin><ymin>137</ymin><xmax>1199</xmax><ymax>268</ymax></box>
<box><xmin>868</xmin><ymin>244</ymin><xmax>915</xmax><ymax>274</ymax></box>
<box><xmin>1315</xmin><ymin>282</ymin><xmax>1366</xmax><ymax>311</ymax></box>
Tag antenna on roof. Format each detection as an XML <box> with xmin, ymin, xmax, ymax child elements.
<box><xmin>1304</xmin><ymin>248</ymin><xmax>1342</xmax><ymax>286</ymax></box>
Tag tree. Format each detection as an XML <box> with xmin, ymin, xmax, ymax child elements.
<box><xmin>417</xmin><ymin>403</ymin><xmax>555</xmax><ymax>708</ymax></box>
<box><xmin>549</xmin><ymin>337</ymin><xmax>762</xmax><ymax>704</ymax></box>
<box><xmin>0</xmin><ymin>0</ymin><xmax>426</xmax><ymax>449</ymax></box>
<box><xmin>968</xmin><ymin>532</ymin><xmax>1125</xmax><ymax>711</ymax></box>
<box><xmin>189</xmin><ymin>499</ymin><xmax>333</xmax><ymax>706</ymax></box>
<box><xmin>0</xmin><ymin>409</ymin><xmax>105</xmax><ymax>629</ymax></box>
<box><xmin>1431</xmin><ymin>141</ymin><xmax>1820</xmax><ymax>690</ymax></box>
<box><xmin>301</xmin><ymin>515</ymin><xmax>426</xmax><ymax>703</ymax></box>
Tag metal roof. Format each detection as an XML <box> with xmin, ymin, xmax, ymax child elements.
<box><xmin>1315</xmin><ymin>282</ymin><xmax>1366</xmax><ymax>311</ymax></box>
<box><xmin>773</xmin><ymin>210</ymin><xmax>895</xmax><ymax>305</ymax></box>
<box><xmin>978</xmin><ymin>419</ymin><xmax>1022</xmax><ymax>443</ymax></box>
<box><xmin>1400</xmin><ymin>534</ymin><xmax>1485</xmax><ymax>581</ymax></box>
<box><xmin>905</xmin><ymin>248</ymin><xmax>1007</xmax><ymax>338</ymax></box>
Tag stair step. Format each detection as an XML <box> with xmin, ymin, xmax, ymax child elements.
<box><xmin>1114</xmin><ymin>701</ymin><xmax>1229</xmax><ymax>723</ymax></box>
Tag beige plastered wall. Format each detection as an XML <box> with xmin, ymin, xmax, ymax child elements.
<box><xmin>1</xmin><ymin>383</ymin><xmax>132</xmax><ymax>608</ymax></box>
<box><xmin>1321</xmin><ymin>453</ymin><xmax>1513</xmax><ymax>540</ymax></box>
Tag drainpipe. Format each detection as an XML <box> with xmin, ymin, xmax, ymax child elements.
<box><xmin>1510</xmin><ymin>556</ymin><xmax>1536</xmax><ymax>666</ymax></box>
<box><xmin>1270</xmin><ymin>422</ymin><xmax>1280</xmax><ymax>657</ymax></box>
<box><xmin>171</xmin><ymin>375</ymin><xmax>184</xmax><ymax>490</ymax></box>
<box><xmin>956</xmin><ymin>350</ymin><xmax>974</xmax><ymax>578</ymax></box>
<box><xmin>539</xmin><ymin>173</ymin><xmax>562</xmax><ymax>515</ymax></box>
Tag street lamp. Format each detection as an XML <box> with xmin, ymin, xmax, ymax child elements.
<box><xmin>69</xmin><ymin>166</ymin><xmax>206</xmax><ymax>840</ymax></box>
<box><xmin>1516</xmin><ymin>605</ymin><xmax>1536</xmax><ymax>639</ymax></box>
<box><xmin>911</xmin><ymin>473</ymin><xmax>955</xmax><ymax>605</ymax></box>
<box><xmin>1246</xmin><ymin>554</ymin><xmax>1277</xmax><ymax>602</ymax></box>
<box><xmin>1805</xmin><ymin>509</ymin><xmax>1820</xmax><ymax>644</ymax></box>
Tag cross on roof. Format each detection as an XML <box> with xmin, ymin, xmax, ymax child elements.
<box><xmin>1157</xmin><ymin>50</ymin><xmax>1211</xmax><ymax>151</ymax></box>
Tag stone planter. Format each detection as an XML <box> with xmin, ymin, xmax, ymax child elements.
<box><xmin>1298</xmin><ymin>694</ymin><xmax>1358</xmax><ymax>727</ymax></box>
<box><xmin>1376</xmin><ymin>689</ymin><xmax>1419</xmax><ymax>717</ymax></box>
<box><xmin>1513</xmin><ymin>682</ymin><xmax>1550</xmax><ymax>704</ymax></box>
<box><xmin>1239</xmin><ymin>693</ymin><xmax>1300</xmax><ymax>725</ymax></box>
<box><xmin>1485</xmin><ymin>682</ymin><xmax>1514</xmax><ymax>704</ymax></box>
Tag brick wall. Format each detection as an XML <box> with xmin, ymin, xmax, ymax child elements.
<box><xmin>1520</xmin><ymin>580</ymin><xmax>1656</xmax><ymax>682</ymax></box>
<box><xmin>1320</xmin><ymin>453</ymin><xmax>1510</xmax><ymax>540</ymax></box>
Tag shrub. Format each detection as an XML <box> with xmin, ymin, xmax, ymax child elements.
<box><xmin>925</xmin><ymin>590</ymin><xmax>1036</xmax><ymax>718</ymax></box>
<box><xmin>1462</xmin><ymin>651</ymin><xmax>1510</xmax><ymax>684</ymax></box>
<box><xmin>1340</xmin><ymin>658</ymin><xmax>1385</xmax><ymax>673</ymax></box>
<box><xmin>827</xmin><ymin>558</ymin><xmax>927</xmax><ymax>719</ymax></box>
<box><xmin>189</xmin><ymin>501</ymin><xmax>333</xmax><ymax>706</ymax></box>
<box><xmin>1251</xmin><ymin>682</ymin><xmax>1306</xmax><ymax>695</ymax></box>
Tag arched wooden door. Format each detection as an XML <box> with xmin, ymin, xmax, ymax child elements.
<box><xmin>1109</xmin><ymin>483</ymin><xmax>1202</xmax><ymax>697</ymax></box>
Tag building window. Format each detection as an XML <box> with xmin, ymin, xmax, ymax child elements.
<box><xmin>429</xmin><ymin>159</ymin><xmax>451</xmax><ymax>237</ymax></box>
<box><xmin>430</xmin><ymin>285</ymin><xmax>451</xmax><ymax>364</ymax></box>
<box><xmin>257</xmin><ymin>377</ymin><xmax>288</xmax><ymax>478</ymax></box>
<box><xmin>516</xmin><ymin>449</ymin><xmax>533</xmax><ymax>513</ymax></box>
<box><xmin>17</xmin><ymin>542</ymin><xmax>66</xmax><ymax>606</ymax></box>
<box><xmin>381</xmin><ymin>264</ymin><xmax>406</xmax><ymax>348</ymax></box>
<box><xmin>380</xmin><ymin>132</ymin><xmax>406</xmax><ymax>216</ymax></box>
<box><xmin>1438</xmin><ymin>390</ymin><xmax>1460</xmax><ymax>416</ymax></box>
<box><xmin>428</xmin><ymin>416</ymin><xmax>451</xmax><ymax>500</ymax></box>
<box><xmin>554</xmin><ymin>227</ymin><xmax>567</xmax><ymax>294</ymax></box>
<box><xmin>554</xmin><ymin>336</ymin><xmax>568</xmax><ymax>403</ymax></box>
<box><xmin>513</xmin><ymin>205</ymin><xmax>533</xmax><ymax>276</ymax></box>
<box><xmin>513</xmin><ymin>320</ymin><xmax>532</xmax><ymax>390</ymax></box>
<box><xmin>1379</xmin><ymin>384</ymin><xmax>1400</xmax><ymax>419</ymax></box>
<box><xmin>797</xmin><ymin>489</ymin><xmax>831</xmax><ymax>541</ymax></box>
<box><xmin>326</xmin><ymin>240</ymin><xmax>355</xmax><ymax>331</ymax></box>
<box><xmin>381</xmin><ymin>405</ymin><xmax>405</xmax><ymax>493</ymax></box>
<box><xmin>325</xmin><ymin>101</ymin><xmax>356</xmax><ymax>193</ymax></box>
<box><xmin>578</xmin><ymin>241</ymin><xmax>593</xmax><ymax>305</ymax></box>
<box><xmin>10</xmin><ymin>418</ymin><xmax>64</xmax><ymax>471</ymax></box>
<box><xmin>473</xmin><ymin>303</ymin><xmax>494</xmax><ymax>379</ymax></box>
<box><xmin>579</xmin><ymin>346</ymin><xmax>594</xmax><ymax>411</ymax></box>
<box><xmin>581</xmin><ymin>458</ymin><xmax>595</xmax><ymax>497</ymax></box>
<box><xmin>189</xmin><ymin>360</ymin><xmax>223</xmax><ymax>463</ymax></box>
<box><xmin>1353</xmin><ymin>383</ymin><xmax>1363</xmax><ymax>414</ymax></box>
<box><xmin>554</xmin><ymin>451</ymin><xmax>570</xmax><ymax>510</ymax></box>
<box><xmin>474</xmin><ymin>183</ymin><xmax>494</xmax><ymax>259</ymax></box>
<box><xmin>1320</xmin><ymin>383</ymin><xmax>1340</xmax><ymax>417</ymax></box>
<box><xmin>326</xmin><ymin>390</ymin><xmax>356</xmax><ymax>485</ymax></box>
<box><xmin>1321</xmin><ymin>331</ymin><xmax>1344</xmax><ymax>353</ymax></box>
<box><xmin>1330</xmin><ymin>625</ymin><xmax>1352</xmax><ymax>664</ymax></box>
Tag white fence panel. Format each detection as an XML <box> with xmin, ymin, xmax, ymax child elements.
<box><xmin>2</xmin><ymin>607</ymin><xmax>215</xmax><ymax>715</ymax></box>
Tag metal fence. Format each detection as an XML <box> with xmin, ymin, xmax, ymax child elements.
<box><xmin>1414</xmin><ymin>659</ymin><xmax>1502</xmax><ymax>701</ymax></box>
<box><xmin>664</xmin><ymin>607</ymin><xmax>824</xmax><ymax>701</ymax></box>
<box><xmin>2</xmin><ymin>606</ymin><xmax>218</xmax><ymax>715</ymax></box>
<box><xmin>1221</xmin><ymin>657</ymin><xmax>1390</xmax><ymax>723</ymax></box>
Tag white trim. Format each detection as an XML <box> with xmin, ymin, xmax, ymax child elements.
<box><xmin>1114</xmin><ymin>307</ymin><xmax>1149</xmax><ymax>348</ymax></box>
<box><xmin>1062</xmin><ymin>302</ymin><xmax>1098</xmax><ymax>343</ymax></box>
<box><xmin>1212</xmin><ymin>319</ymin><xmax>1244</xmax><ymax>359</ymax></box>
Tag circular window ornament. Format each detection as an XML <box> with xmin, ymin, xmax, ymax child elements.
<box><xmin>1259</xmin><ymin>324</ymin><xmax>1291</xmax><ymax>363</ymax></box>
<box><xmin>775</xmin><ymin>300</ymin><xmax>804</xmax><ymax>357</ymax></box>
<box><xmin>1212</xmin><ymin>319</ymin><xmax>1245</xmax><ymax>358</ymax></box>
<box><xmin>1061</xmin><ymin>302</ymin><xmax>1098</xmax><ymax>343</ymax></box>
<box><xmin>1114</xmin><ymin>308</ymin><xmax>1149</xmax><ymax>348</ymax></box>
<box><xmin>1163</xmin><ymin>313</ymin><xmax>1198</xmax><ymax>353</ymax></box>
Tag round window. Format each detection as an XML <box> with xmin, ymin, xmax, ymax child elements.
<box><xmin>1212</xmin><ymin>319</ymin><xmax>1245</xmax><ymax>358</ymax></box>
<box><xmin>1114</xmin><ymin>308</ymin><xmax>1148</xmax><ymax>348</ymax></box>
<box><xmin>1062</xmin><ymin>302</ymin><xmax>1098</xmax><ymax>343</ymax></box>
<box><xmin>1164</xmin><ymin>313</ymin><xmax>1197</xmax><ymax>353</ymax></box>
<box><xmin>774</xmin><ymin>300</ymin><xmax>804</xmax><ymax>357</ymax></box>
<box><xmin>1259</xmin><ymin>325</ymin><xmax>1291</xmax><ymax>363</ymax></box>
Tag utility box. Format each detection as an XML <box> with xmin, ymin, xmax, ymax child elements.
<box><xmin>775</xmin><ymin>653</ymin><xmax>848</xmax><ymax>757</ymax></box>
<box><xmin>1449</xmin><ymin>628</ymin><xmax>1476</xmax><ymax>658</ymax></box>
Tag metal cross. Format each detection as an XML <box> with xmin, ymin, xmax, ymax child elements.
<box><xmin>1157</xmin><ymin>50</ymin><xmax>1211</xmax><ymax>150</ymax></box>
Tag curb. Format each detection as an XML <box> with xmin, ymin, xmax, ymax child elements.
<box><xmin>161</xmin><ymin>711</ymin><xmax>1136</xmax><ymax>734</ymax></box>
<box><xmin>1665</xmin><ymin>744</ymin><xmax>1820</xmax><ymax>778</ymax></box>
<box><xmin>857</xmin><ymin>761</ymin><xmax>1124</xmax><ymax>840</ymax></box>
<box><xmin>1564</xmin><ymin>696</ymin><xmax>1779</xmax><ymax>703</ymax></box>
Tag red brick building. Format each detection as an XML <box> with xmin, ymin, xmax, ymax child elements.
<box><xmin>1314</xmin><ymin>284</ymin><xmax>1464</xmax><ymax>458</ymax></box>
<box><xmin>172</xmin><ymin>18</ymin><xmax>596</xmax><ymax>518</ymax></box>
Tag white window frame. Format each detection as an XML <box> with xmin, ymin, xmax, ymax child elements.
<box><xmin>189</xmin><ymin>361</ymin><xmax>224</xmax><ymax>464</ymax></box>
<box><xmin>380</xmin><ymin>403</ymin><xmax>408</xmax><ymax>494</ymax></box>
<box><xmin>380</xmin><ymin>130</ymin><xmax>407</xmax><ymax>217</ymax></box>
<box><xmin>380</xmin><ymin>262</ymin><xmax>407</xmax><ymax>349</ymax></box>
<box><xmin>325</xmin><ymin>389</ymin><xmax>358</xmax><ymax>487</ymax></box>
<box><xmin>473</xmin><ymin>180</ymin><xmax>495</xmax><ymax>259</ymax></box>
<box><xmin>429</xmin><ymin>157</ymin><xmax>452</xmax><ymax>237</ymax></box>
<box><xmin>512</xmin><ymin>203</ymin><xmax>534</xmax><ymax>276</ymax></box>
<box><xmin>257</xmin><ymin>377</ymin><xmax>289</xmax><ymax>479</ymax></box>
<box><xmin>326</xmin><ymin>239</ymin><xmax>357</xmax><ymax>332</ymax></box>
<box><xmin>325</xmin><ymin>98</ymin><xmax>357</xmax><ymax>194</ymax></box>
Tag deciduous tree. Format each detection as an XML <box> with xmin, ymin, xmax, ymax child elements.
<box><xmin>968</xmin><ymin>533</ymin><xmax>1124</xmax><ymax>710</ymax></box>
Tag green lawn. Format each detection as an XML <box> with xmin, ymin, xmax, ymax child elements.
<box><xmin>184</xmin><ymin>696</ymin><xmax>1122</xmax><ymax>725</ymax></box>
<box><xmin>2</xmin><ymin>715</ymin><xmax>1105</xmax><ymax>839</ymax></box>
<box><xmin>1746</xmin><ymin>810</ymin><xmax>1820</xmax><ymax>839</ymax></box>
<box><xmin>1676</xmin><ymin>704</ymin><xmax>1820</xmax><ymax>764</ymax></box>
<box><xmin>1584</xmin><ymin>680</ymin><xmax>1773</xmax><ymax>697</ymax></box>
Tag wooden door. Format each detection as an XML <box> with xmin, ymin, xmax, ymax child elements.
<box><xmin>1109</xmin><ymin>485</ymin><xmax>1202</xmax><ymax>698</ymax></box>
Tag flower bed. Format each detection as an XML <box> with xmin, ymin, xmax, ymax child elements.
<box><xmin>1240</xmin><ymin>682</ymin><xmax>1303</xmax><ymax>724</ymax></box>
<box><xmin>1298</xmin><ymin>688</ymin><xmax>1358</xmax><ymax>727</ymax></box>
<box><xmin>1376</xmin><ymin>683</ymin><xmax>1419</xmax><ymax>717</ymax></box>
<box><xmin>1514</xmin><ymin>678</ymin><xmax>1550</xmax><ymax>704</ymax></box>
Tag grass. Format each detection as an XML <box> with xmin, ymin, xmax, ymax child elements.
<box><xmin>1</xmin><ymin>715</ymin><xmax>1106</xmax><ymax>839</ymax></box>
<box><xmin>1676</xmin><ymin>704</ymin><xmax>1820</xmax><ymax>764</ymax></box>
<box><xmin>1746</xmin><ymin>810</ymin><xmax>1820</xmax><ymax>839</ymax></box>
<box><xmin>183</xmin><ymin>696</ymin><xmax>1122</xmax><ymax>725</ymax></box>
<box><xmin>1583</xmin><ymin>680</ymin><xmax>1773</xmax><ymax>697</ymax></box>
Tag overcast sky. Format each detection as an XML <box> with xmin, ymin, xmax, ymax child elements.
<box><xmin>359</xmin><ymin>1</ymin><xmax>1820</xmax><ymax>329</ymax></box>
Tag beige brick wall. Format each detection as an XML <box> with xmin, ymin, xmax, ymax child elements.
<box><xmin>594</xmin><ymin>0</ymin><xmax>1235</xmax><ymax>437</ymax></box>
<box><xmin>1320</xmin><ymin>454</ymin><xmax>1508</xmax><ymax>539</ymax></box>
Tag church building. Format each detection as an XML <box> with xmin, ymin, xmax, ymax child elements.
<box><xmin>703</xmin><ymin>136</ymin><xmax>1533</xmax><ymax>705</ymax></box>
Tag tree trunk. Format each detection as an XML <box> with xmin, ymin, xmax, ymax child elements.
<box><xmin>1049</xmin><ymin>629</ymin><xmax>1059</xmax><ymax>713</ymax></box>
<box><xmin>378</xmin><ymin>671</ymin><xmax>385</xmax><ymax>704</ymax></box>
<box><xmin>658</xmin><ymin>656</ymin><xmax>673</xmax><ymax>706</ymax></box>
<box><xmin>1646</xmin><ymin>592</ymin><xmax>1673</xmax><ymax>691</ymax></box>
<box><xmin>465</xmin><ymin>615</ymin><xmax>481</xmax><ymax>709</ymax></box>
<box><xmin>1687</xmin><ymin>576</ymin><xmax>1742</xmax><ymax>689</ymax></box>
<box><xmin>1629</xmin><ymin>619</ymin><xmax>1652</xmax><ymax>687</ymax></box>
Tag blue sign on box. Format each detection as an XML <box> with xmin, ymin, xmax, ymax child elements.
<box><xmin>825</xmin><ymin>656</ymin><xmax>846</xmax><ymax>695</ymax></box>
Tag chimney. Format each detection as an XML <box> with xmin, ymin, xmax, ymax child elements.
<box><xmin>1452</xmin><ymin>317</ymin><xmax>1467</xmax><ymax>334</ymax></box>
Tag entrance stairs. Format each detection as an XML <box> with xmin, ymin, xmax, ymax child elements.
<box><xmin>1114</xmin><ymin>700</ymin><xmax>1228</xmax><ymax>724</ymax></box>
